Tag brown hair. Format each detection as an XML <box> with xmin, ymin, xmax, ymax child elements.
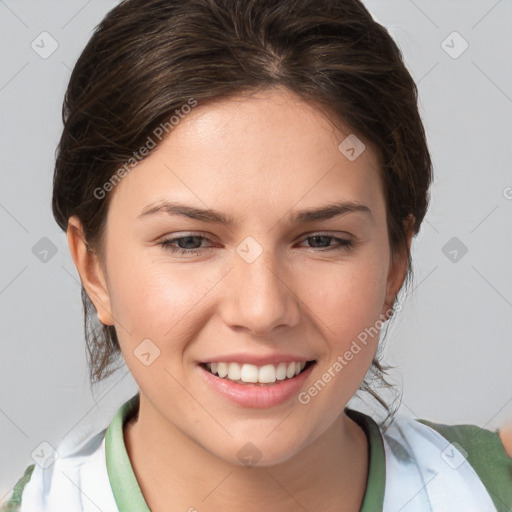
<box><xmin>52</xmin><ymin>0</ymin><xmax>432</xmax><ymax>422</ymax></box>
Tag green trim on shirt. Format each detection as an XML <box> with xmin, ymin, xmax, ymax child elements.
<box><xmin>104</xmin><ymin>394</ymin><xmax>387</xmax><ymax>511</ymax></box>
<box><xmin>346</xmin><ymin>408</ymin><xmax>386</xmax><ymax>512</ymax></box>
<box><xmin>0</xmin><ymin>463</ymin><xmax>35</xmax><ymax>512</ymax></box>
<box><xmin>417</xmin><ymin>418</ymin><xmax>512</xmax><ymax>512</ymax></box>
<box><xmin>105</xmin><ymin>393</ymin><xmax>150</xmax><ymax>511</ymax></box>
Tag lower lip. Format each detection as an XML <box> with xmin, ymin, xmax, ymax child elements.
<box><xmin>198</xmin><ymin>363</ymin><xmax>315</xmax><ymax>408</ymax></box>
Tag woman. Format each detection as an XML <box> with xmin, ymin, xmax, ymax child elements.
<box><xmin>3</xmin><ymin>0</ymin><xmax>511</xmax><ymax>511</ymax></box>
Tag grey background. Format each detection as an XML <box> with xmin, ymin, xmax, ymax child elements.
<box><xmin>1</xmin><ymin>0</ymin><xmax>511</xmax><ymax>500</ymax></box>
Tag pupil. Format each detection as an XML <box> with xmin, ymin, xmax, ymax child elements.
<box><xmin>311</xmin><ymin>235</ymin><xmax>329</xmax><ymax>247</ymax></box>
<box><xmin>180</xmin><ymin>236</ymin><xmax>200</xmax><ymax>249</ymax></box>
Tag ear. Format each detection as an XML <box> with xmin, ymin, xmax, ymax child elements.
<box><xmin>382</xmin><ymin>214</ymin><xmax>415</xmax><ymax>319</ymax></box>
<box><xmin>66</xmin><ymin>216</ymin><xmax>114</xmax><ymax>326</ymax></box>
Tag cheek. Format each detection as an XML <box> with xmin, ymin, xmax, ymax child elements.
<box><xmin>109</xmin><ymin>256</ymin><xmax>215</xmax><ymax>337</ymax></box>
<box><xmin>105</xmin><ymin>258</ymin><xmax>216</xmax><ymax>389</ymax></box>
<box><xmin>304</xmin><ymin>254</ymin><xmax>389</xmax><ymax>343</ymax></box>
<box><xmin>293</xmin><ymin>258</ymin><xmax>389</xmax><ymax>435</ymax></box>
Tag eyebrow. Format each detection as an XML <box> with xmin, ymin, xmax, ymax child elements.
<box><xmin>137</xmin><ymin>200</ymin><xmax>372</xmax><ymax>225</ymax></box>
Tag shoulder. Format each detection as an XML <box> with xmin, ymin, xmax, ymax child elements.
<box><xmin>415</xmin><ymin>416</ymin><xmax>512</xmax><ymax>468</ymax></box>
<box><xmin>1</xmin><ymin>464</ymin><xmax>35</xmax><ymax>512</ymax></box>
<box><xmin>376</xmin><ymin>413</ymin><xmax>512</xmax><ymax>511</ymax></box>
<box><xmin>412</xmin><ymin>416</ymin><xmax>512</xmax><ymax>511</ymax></box>
<box><xmin>1</xmin><ymin>427</ymin><xmax>117</xmax><ymax>512</ymax></box>
<box><xmin>416</xmin><ymin>416</ymin><xmax>512</xmax><ymax>456</ymax></box>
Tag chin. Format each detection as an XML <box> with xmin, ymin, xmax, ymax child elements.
<box><xmin>212</xmin><ymin>437</ymin><xmax>306</xmax><ymax>469</ymax></box>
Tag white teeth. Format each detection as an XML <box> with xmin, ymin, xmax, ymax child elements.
<box><xmin>276</xmin><ymin>362</ymin><xmax>288</xmax><ymax>380</ymax></box>
<box><xmin>217</xmin><ymin>362</ymin><xmax>228</xmax><ymax>378</ymax></box>
<box><xmin>227</xmin><ymin>362</ymin><xmax>241</xmax><ymax>380</ymax></box>
<box><xmin>258</xmin><ymin>364</ymin><xmax>277</xmax><ymax>384</ymax></box>
<box><xmin>205</xmin><ymin>361</ymin><xmax>309</xmax><ymax>384</ymax></box>
<box><xmin>286</xmin><ymin>362</ymin><xmax>296</xmax><ymax>379</ymax></box>
<box><xmin>240</xmin><ymin>364</ymin><xmax>258</xmax><ymax>383</ymax></box>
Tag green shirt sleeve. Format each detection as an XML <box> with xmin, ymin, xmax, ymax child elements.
<box><xmin>0</xmin><ymin>464</ymin><xmax>35</xmax><ymax>512</ymax></box>
<box><xmin>417</xmin><ymin>419</ymin><xmax>512</xmax><ymax>512</ymax></box>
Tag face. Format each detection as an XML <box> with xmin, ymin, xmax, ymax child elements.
<box><xmin>70</xmin><ymin>87</ymin><xmax>408</xmax><ymax>466</ymax></box>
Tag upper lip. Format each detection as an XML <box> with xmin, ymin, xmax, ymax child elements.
<box><xmin>199</xmin><ymin>353</ymin><xmax>315</xmax><ymax>366</ymax></box>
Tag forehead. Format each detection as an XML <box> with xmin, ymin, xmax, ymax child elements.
<box><xmin>107</xmin><ymin>87</ymin><xmax>385</xmax><ymax>224</ymax></box>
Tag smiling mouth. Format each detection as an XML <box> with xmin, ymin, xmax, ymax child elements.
<box><xmin>199</xmin><ymin>360</ymin><xmax>316</xmax><ymax>385</ymax></box>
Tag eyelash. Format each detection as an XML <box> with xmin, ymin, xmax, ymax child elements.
<box><xmin>158</xmin><ymin>233</ymin><xmax>355</xmax><ymax>256</ymax></box>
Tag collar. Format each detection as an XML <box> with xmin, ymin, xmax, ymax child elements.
<box><xmin>105</xmin><ymin>393</ymin><xmax>386</xmax><ymax>512</ymax></box>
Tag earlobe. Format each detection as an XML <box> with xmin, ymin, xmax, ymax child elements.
<box><xmin>66</xmin><ymin>216</ymin><xmax>115</xmax><ymax>326</ymax></box>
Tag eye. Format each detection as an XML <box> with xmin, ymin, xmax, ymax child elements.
<box><xmin>157</xmin><ymin>232</ymin><xmax>355</xmax><ymax>256</ymax></box>
<box><xmin>158</xmin><ymin>234</ymin><xmax>214</xmax><ymax>256</ymax></box>
<box><xmin>299</xmin><ymin>234</ymin><xmax>355</xmax><ymax>252</ymax></box>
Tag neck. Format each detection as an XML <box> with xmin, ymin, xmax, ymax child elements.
<box><xmin>124</xmin><ymin>394</ymin><xmax>369</xmax><ymax>512</ymax></box>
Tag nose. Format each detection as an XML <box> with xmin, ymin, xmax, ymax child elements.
<box><xmin>220</xmin><ymin>247</ymin><xmax>301</xmax><ymax>336</ymax></box>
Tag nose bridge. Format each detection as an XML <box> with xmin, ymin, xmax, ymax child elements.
<box><xmin>223</xmin><ymin>238</ymin><xmax>300</xmax><ymax>335</ymax></box>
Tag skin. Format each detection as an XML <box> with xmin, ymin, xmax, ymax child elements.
<box><xmin>67</xmin><ymin>86</ymin><xmax>414</xmax><ymax>511</ymax></box>
<box><xmin>500</xmin><ymin>425</ymin><xmax>512</xmax><ymax>457</ymax></box>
